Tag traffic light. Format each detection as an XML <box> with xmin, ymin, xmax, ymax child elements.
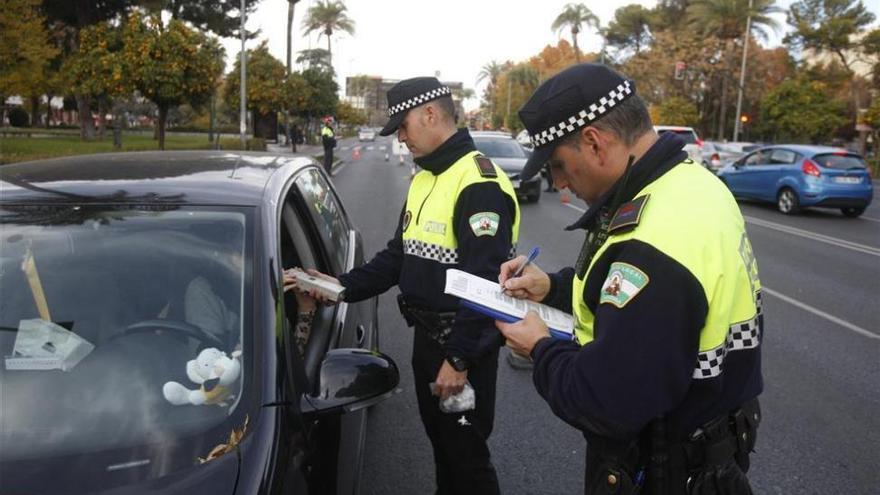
<box><xmin>740</xmin><ymin>114</ymin><xmax>749</xmax><ymax>123</ymax></box>
<box><xmin>674</xmin><ymin>61</ymin><xmax>686</xmax><ymax>80</ymax></box>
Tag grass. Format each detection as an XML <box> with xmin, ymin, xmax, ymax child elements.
<box><xmin>0</xmin><ymin>134</ymin><xmax>218</xmax><ymax>164</ymax></box>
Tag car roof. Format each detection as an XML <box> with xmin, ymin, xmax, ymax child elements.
<box><xmin>471</xmin><ymin>131</ymin><xmax>514</xmax><ymax>139</ymax></box>
<box><xmin>654</xmin><ymin>125</ymin><xmax>696</xmax><ymax>132</ymax></box>
<box><xmin>0</xmin><ymin>150</ymin><xmax>316</xmax><ymax>206</ymax></box>
<box><xmin>756</xmin><ymin>144</ymin><xmax>856</xmax><ymax>156</ymax></box>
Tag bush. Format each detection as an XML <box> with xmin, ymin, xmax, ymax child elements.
<box><xmin>8</xmin><ymin>107</ymin><xmax>29</xmax><ymax>127</ymax></box>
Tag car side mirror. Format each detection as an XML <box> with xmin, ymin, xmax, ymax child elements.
<box><xmin>300</xmin><ymin>348</ymin><xmax>400</xmax><ymax>417</ymax></box>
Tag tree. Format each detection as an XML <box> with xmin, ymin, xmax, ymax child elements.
<box><xmin>551</xmin><ymin>3</ymin><xmax>599</xmax><ymax>63</ymax></box>
<box><xmin>123</xmin><ymin>13</ymin><xmax>224</xmax><ymax>149</ymax></box>
<box><xmin>296</xmin><ymin>48</ymin><xmax>332</xmax><ymax>72</ymax></box>
<box><xmin>298</xmin><ymin>67</ymin><xmax>338</xmax><ymax>118</ymax></box>
<box><xmin>759</xmin><ymin>76</ymin><xmax>847</xmax><ymax>143</ymax></box>
<box><xmin>139</xmin><ymin>0</ymin><xmax>263</xmax><ymax>38</ymax></box>
<box><xmin>224</xmin><ymin>41</ymin><xmax>287</xmax><ymax>120</ymax></box>
<box><xmin>477</xmin><ymin>60</ymin><xmax>512</xmax><ymax>125</ymax></box>
<box><xmin>655</xmin><ymin>96</ymin><xmax>699</xmax><ymax>126</ymax></box>
<box><xmin>496</xmin><ymin>65</ymin><xmax>540</xmax><ymax>131</ymax></box>
<box><xmin>605</xmin><ymin>5</ymin><xmax>653</xmax><ymax>56</ymax></box>
<box><xmin>0</xmin><ymin>0</ymin><xmax>60</xmax><ymax>127</ymax></box>
<box><xmin>301</xmin><ymin>0</ymin><xmax>354</xmax><ymax>67</ymax></box>
<box><xmin>336</xmin><ymin>101</ymin><xmax>366</xmax><ymax>126</ymax></box>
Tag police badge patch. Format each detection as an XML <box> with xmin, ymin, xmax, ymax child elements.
<box><xmin>469</xmin><ymin>212</ymin><xmax>499</xmax><ymax>237</ymax></box>
<box><xmin>599</xmin><ymin>262</ymin><xmax>649</xmax><ymax>308</ymax></box>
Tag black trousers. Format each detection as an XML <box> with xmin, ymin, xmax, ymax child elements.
<box><xmin>323</xmin><ymin>146</ymin><xmax>334</xmax><ymax>176</ymax></box>
<box><xmin>412</xmin><ymin>328</ymin><xmax>501</xmax><ymax>495</ymax></box>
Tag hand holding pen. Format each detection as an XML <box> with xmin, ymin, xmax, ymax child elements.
<box><xmin>498</xmin><ymin>246</ymin><xmax>551</xmax><ymax>302</ymax></box>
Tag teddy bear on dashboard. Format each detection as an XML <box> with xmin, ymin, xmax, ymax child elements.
<box><xmin>163</xmin><ymin>347</ymin><xmax>241</xmax><ymax>406</ymax></box>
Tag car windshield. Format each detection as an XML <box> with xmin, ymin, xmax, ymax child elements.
<box><xmin>473</xmin><ymin>138</ymin><xmax>527</xmax><ymax>158</ymax></box>
<box><xmin>657</xmin><ymin>129</ymin><xmax>697</xmax><ymax>144</ymax></box>
<box><xmin>0</xmin><ymin>205</ymin><xmax>253</xmax><ymax>463</ymax></box>
<box><xmin>813</xmin><ymin>153</ymin><xmax>866</xmax><ymax>170</ymax></box>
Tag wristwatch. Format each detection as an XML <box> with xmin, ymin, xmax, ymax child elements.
<box><xmin>446</xmin><ymin>355</ymin><xmax>469</xmax><ymax>372</ymax></box>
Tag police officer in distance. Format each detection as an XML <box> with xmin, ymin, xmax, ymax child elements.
<box><xmin>293</xmin><ymin>77</ymin><xmax>519</xmax><ymax>495</ymax></box>
<box><xmin>321</xmin><ymin>117</ymin><xmax>336</xmax><ymax>176</ymax></box>
<box><xmin>496</xmin><ymin>64</ymin><xmax>763</xmax><ymax>494</ymax></box>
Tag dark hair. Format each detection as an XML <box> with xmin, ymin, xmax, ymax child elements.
<box><xmin>433</xmin><ymin>95</ymin><xmax>457</xmax><ymax>124</ymax></box>
<box><xmin>562</xmin><ymin>94</ymin><xmax>652</xmax><ymax>148</ymax></box>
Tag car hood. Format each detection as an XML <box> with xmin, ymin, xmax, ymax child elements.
<box><xmin>490</xmin><ymin>157</ymin><xmax>528</xmax><ymax>173</ymax></box>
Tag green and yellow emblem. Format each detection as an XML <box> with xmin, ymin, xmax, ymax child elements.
<box><xmin>599</xmin><ymin>262</ymin><xmax>649</xmax><ymax>308</ymax></box>
<box><xmin>469</xmin><ymin>212</ymin><xmax>499</xmax><ymax>237</ymax></box>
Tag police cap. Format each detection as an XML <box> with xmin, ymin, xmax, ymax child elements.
<box><xmin>518</xmin><ymin>64</ymin><xmax>635</xmax><ymax>180</ymax></box>
<box><xmin>379</xmin><ymin>77</ymin><xmax>452</xmax><ymax>137</ymax></box>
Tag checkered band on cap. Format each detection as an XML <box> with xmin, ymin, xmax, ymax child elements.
<box><xmin>404</xmin><ymin>239</ymin><xmax>458</xmax><ymax>264</ymax></box>
<box><xmin>387</xmin><ymin>86</ymin><xmax>452</xmax><ymax>117</ymax></box>
<box><xmin>692</xmin><ymin>291</ymin><xmax>763</xmax><ymax>380</ymax></box>
<box><xmin>529</xmin><ymin>81</ymin><xmax>633</xmax><ymax>148</ymax></box>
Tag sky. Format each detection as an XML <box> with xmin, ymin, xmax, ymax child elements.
<box><xmin>219</xmin><ymin>0</ymin><xmax>880</xmax><ymax>112</ymax></box>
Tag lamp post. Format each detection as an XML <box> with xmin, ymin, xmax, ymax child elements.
<box><xmin>733</xmin><ymin>0</ymin><xmax>753</xmax><ymax>143</ymax></box>
<box><xmin>239</xmin><ymin>0</ymin><xmax>247</xmax><ymax>150</ymax></box>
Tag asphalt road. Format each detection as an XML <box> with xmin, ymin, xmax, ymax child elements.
<box><xmin>328</xmin><ymin>136</ymin><xmax>880</xmax><ymax>494</ymax></box>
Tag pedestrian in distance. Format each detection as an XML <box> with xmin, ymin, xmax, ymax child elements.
<box><xmin>289</xmin><ymin>76</ymin><xmax>520</xmax><ymax>495</ymax></box>
<box><xmin>496</xmin><ymin>64</ymin><xmax>763</xmax><ymax>495</ymax></box>
<box><xmin>321</xmin><ymin>117</ymin><xmax>336</xmax><ymax>176</ymax></box>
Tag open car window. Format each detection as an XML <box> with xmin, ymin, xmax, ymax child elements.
<box><xmin>0</xmin><ymin>205</ymin><xmax>254</xmax><ymax>463</ymax></box>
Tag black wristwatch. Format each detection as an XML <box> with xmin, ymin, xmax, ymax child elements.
<box><xmin>446</xmin><ymin>355</ymin><xmax>469</xmax><ymax>372</ymax></box>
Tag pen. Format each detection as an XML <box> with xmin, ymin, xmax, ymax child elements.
<box><xmin>512</xmin><ymin>246</ymin><xmax>540</xmax><ymax>279</ymax></box>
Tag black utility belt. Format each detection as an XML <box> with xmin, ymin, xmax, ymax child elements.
<box><xmin>397</xmin><ymin>295</ymin><xmax>456</xmax><ymax>345</ymax></box>
<box><xmin>672</xmin><ymin>397</ymin><xmax>761</xmax><ymax>470</ymax></box>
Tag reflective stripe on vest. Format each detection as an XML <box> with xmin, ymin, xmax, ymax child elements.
<box><xmin>401</xmin><ymin>151</ymin><xmax>520</xmax><ymax>264</ymax></box>
<box><xmin>571</xmin><ymin>160</ymin><xmax>762</xmax><ymax>379</ymax></box>
<box><xmin>322</xmin><ymin>127</ymin><xmax>334</xmax><ymax>137</ymax></box>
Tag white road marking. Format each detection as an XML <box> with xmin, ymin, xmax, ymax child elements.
<box><xmin>860</xmin><ymin>216</ymin><xmax>880</xmax><ymax>223</ymax></box>
<box><xmin>562</xmin><ymin>201</ymin><xmax>879</xmax><ymax>339</ymax></box>
<box><xmin>743</xmin><ymin>215</ymin><xmax>880</xmax><ymax>258</ymax></box>
<box><xmin>762</xmin><ymin>286</ymin><xmax>880</xmax><ymax>340</ymax></box>
<box><xmin>367</xmin><ymin>146</ymin><xmax>374</xmax><ymax>150</ymax></box>
<box><xmin>332</xmin><ymin>161</ymin><xmax>349</xmax><ymax>175</ymax></box>
<box><xmin>380</xmin><ymin>145</ymin><xmax>387</xmax><ymax>150</ymax></box>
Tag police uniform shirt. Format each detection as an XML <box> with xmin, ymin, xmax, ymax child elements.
<box><xmin>338</xmin><ymin>128</ymin><xmax>518</xmax><ymax>362</ymax></box>
<box><xmin>531</xmin><ymin>133</ymin><xmax>763</xmax><ymax>441</ymax></box>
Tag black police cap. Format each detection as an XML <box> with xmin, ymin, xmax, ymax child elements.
<box><xmin>518</xmin><ymin>64</ymin><xmax>635</xmax><ymax>180</ymax></box>
<box><xmin>379</xmin><ymin>77</ymin><xmax>452</xmax><ymax>137</ymax></box>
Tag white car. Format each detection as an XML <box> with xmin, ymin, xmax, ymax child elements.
<box><xmin>358</xmin><ymin>128</ymin><xmax>376</xmax><ymax>142</ymax></box>
<box><xmin>654</xmin><ymin>125</ymin><xmax>703</xmax><ymax>163</ymax></box>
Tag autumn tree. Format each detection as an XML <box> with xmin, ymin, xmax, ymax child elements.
<box><xmin>655</xmin><ymin>96</ymin><xmax>699</xmax><ymax>126</ymax></box>
<box><xmin>336</xmin><ymin>101</ymin><xmax>366</xmax><ymax>126</ymax></box>
<box><xmin>605</xmin><ymin>5</ymin><xmax>653</xmax><ymax>57</ymax></box>
<box><xmin>759</xmin><ymin>76</ymin><xmax>847</xmax><ymax>143</ymax></box>
<box><xmin>224</xmin><ymin>41</ymin><xmax>287</xmax><ymax>118</ymax></box>
<box><xmin>122</xmin><ymin>13</ymin><xmax>224</xmax><ymax>150</ymax></box>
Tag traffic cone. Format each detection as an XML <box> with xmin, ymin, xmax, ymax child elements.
<box><xmin>560</xmin><ymin>190</ymin><xmax>571</xmax><ymax>204</ymax></box>
<box><xmin>352</xmin><ymin>147</ymin><xmax>361</xmax><ymax>160</ymax></box>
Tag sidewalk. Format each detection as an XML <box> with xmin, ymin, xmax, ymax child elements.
<box><xmin>266</xmin><ymin>142</ymin><xmax>344</xmax><ymax>172</ymax></box>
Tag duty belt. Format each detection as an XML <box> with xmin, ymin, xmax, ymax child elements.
<box><xmin>397</xmin><ymin>295</ymin><xmax>456</xmax><ymax>345</ymax></box>
<box><xmin>670</xmin><ymin>397</ymin><xmax>761</xmax><ymax>472</ymax></box>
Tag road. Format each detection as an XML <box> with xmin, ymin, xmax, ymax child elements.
<box><xmin>327</xmin><ymin>136</ymin><xmax>880</xmax><ymax>494</ymax></box>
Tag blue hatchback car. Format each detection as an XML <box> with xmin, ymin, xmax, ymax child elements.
<box><xmin>717</xmin><ymin>145</ymin><xmax>873</xmax><ymax>217</ymax></box>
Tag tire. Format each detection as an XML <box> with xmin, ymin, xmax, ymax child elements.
<box><xmin>777</xmin><ymin>188</ymin><xmax>800</xmax><ymax>215</ymax></box>
<box><xmin>841</xmin><ymin>207</ymin><xmax>865</xmax><ymax>218</ymax></box>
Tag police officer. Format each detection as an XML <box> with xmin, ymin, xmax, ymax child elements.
<box><xmin>293</xmin><ymin>77</ymin><xmax>520</xmax><ymax>495</ymax></box>
<box><xmin>321</xmin><ymin>117</ymin><xmax>336</xmax><ymax>176</ymax></box>
<box><xmin>495</xmin><ymin>64</ymin><xmax>762</xmax><ymax>494</ymax></box>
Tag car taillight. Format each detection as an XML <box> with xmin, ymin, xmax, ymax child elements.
<box><xmin>696</xmin><ymin>138</ymin><xmax>704</xmax><ymax>148</ymax></box>
<box><xmin>802</xmin><ymin>159</ymin><xmax>821</xmax><ymax>177</ymax></box>
<box><xmin>711</xmin><ymin>153</ymin><xmax>720</xmax><ymax>161</ymax></box>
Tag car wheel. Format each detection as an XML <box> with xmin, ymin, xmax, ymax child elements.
<box><xmin>841</xmin><ymin>207</ymin><xmax>865</xmax><ymax>218</ymax></box>
<box><xmin>777</xmin><ymin>188</ymin><xmax>800</xmax><ymax>214</ymax></box>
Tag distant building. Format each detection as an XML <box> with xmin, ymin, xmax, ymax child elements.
<box><xmin>346</xmin><ymin>76</ymin><xmax>466</xmax><ymax>128</ymax></box>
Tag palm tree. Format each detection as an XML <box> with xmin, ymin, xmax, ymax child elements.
<box><xmin>477</xmin><ymin>60</ymin><xmax>507</xmax><ymax>123</ymax></box>
<box><xmin>286</xmin><ymin>0</ymin><xmax>301</xmax><ymax>75</ymax></box>
<box><xmin>505</xmin><ymin>65</ymin><xmax>540</xmax><ymax>125</ymax></box>
<box><xmin>688</xmin><ymin>0</ymin><xmax>780</xmax><ymax>139</ymax></box>
<box><xmin>296</xmin><ymin>48</ymin><xmax>332</xmax><ymax>72</ymax></box>
<box><xmin>302</xmin><ymin>0</ymin><xmax>355</xmax><ymax>68</ymax></box>
<box><xmin>551</xmin><ymin>3</ymin><xmax>600</xmax><ymax>63</ymax></box>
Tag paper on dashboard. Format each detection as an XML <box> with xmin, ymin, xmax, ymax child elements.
<box><xmin>444</xmin><ymin>269</ymin><xmax>574</xmax><ymax>338</ymax></box>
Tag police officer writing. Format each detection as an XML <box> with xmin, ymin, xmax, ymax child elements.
<box><xmin>495</xmin><ymin>64</ymin><xmax>763</xmax><ymax>495</ymax></box>
<box><xmin>290</xmin><ymin>77</ymin><xmax>519</xmax><ymax>495</ymax></box>
<box><xmin>321</xmin><ymin>117</ymin><xmax>336</xmax><ymax>176</ymax></box>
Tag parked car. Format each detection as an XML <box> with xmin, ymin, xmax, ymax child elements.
<box><xmin>472</xmin><ymin>131</ymin><xmax>542</xmax><ymax>202</ymax></box>
<box><xmin>0</xmin><ymin>151</ymin><xmax>399</xmax><ymax>494</ymax></box>
<box><xmin>358</xmin><ymin>127</ymin><xmax>376</xmax><ymax>141</ymax></box>
<box><xmin>717</xmin><ymin>145</ymin><xmax>873</xmax><ymax>217</ymax></box>
<box><xmin>701</xmin><ymin>141</ymin><xmax>759</xmax><ymax>172</ymax></box>
<box><xmin>654</xmin><ymin>125</ymin><xmax>703</xmax><ymax>162</ymax></box>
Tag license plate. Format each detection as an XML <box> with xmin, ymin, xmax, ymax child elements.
<box><xmin>511</xmin><ymin>180</ymin><xmax>521</xmax><ymax>188</ymax></box>
<box><xmin>834</xmin><ymin>176</ymin><xmax>861</xmax><ymax>184</ymax></box>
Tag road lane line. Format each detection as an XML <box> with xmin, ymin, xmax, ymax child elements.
<box><xmin>762</xmin><ymin>286</ymin><xmax>880</xmax><ymax>340</ymax></box>
<box><xmin>860</xmin><ymin>216</ymin><xmax>880</xmax><ymax>223</ymax></box>
<box><xmin>561</xmin><ymin>202</ymin><xmax>878</xmax><ymax>339</ymax></box>
<box><xmin>743</xmin><ymin>216</ymin><xmax>880</xmax><ymax>257</ymax></box>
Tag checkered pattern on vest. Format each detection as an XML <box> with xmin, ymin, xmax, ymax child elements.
<box><xmin>387</xmin><ymin>86</ymin><xmax>452</xmax><ymax>117</ymax></box>
<box><xmin>693</xmin><ymin>291</ymin><xmax>763</xmax><ymax>379</ymax></box>
<box><xmin>529</xmin><ymin>81</ymin><xmax>633</xmax><ymax>148</ymax></box>
<box><xmin>403</xmin><ymin>239</ymin><xmax>458</xmax><ymax>264</ymax></box>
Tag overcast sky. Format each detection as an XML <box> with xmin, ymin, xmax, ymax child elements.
<box><xmin>219</xmin><ymin>0</ymin><xmax>880</xmax><ymax>111</ymax></box>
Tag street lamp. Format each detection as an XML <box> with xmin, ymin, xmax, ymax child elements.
<box><xmin>240</xmin><ymin>0</ymin><xmax>247</xmax><ymax>150</ymax></box>
<box><xmin>733</xmin><ymin>0</ymin><xmax>753</xmax><ymax>143</ymax></box>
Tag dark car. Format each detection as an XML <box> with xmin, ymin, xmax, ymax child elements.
<box><xmin>718</xmin><ymin>145</ymin><xmax>873</xmax><ymax>217</ymax></box>
<box><xmin>0</xmin><ymin>151</ymin><xmax>399</xmax><ymax>494</ymax></box>
<box><xmin>472</xmin><ymin>131</ymin><xmax>542</xmax><ymax>202</ymax></box>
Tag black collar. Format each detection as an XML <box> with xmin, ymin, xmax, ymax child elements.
<box><xmin>413</xmin><ymin>128</ymin><xmax>477</xmax><ymax>174</ymax></box>
<box><xmin>566</xmin><ymin>132</ymin><xmax>688</xmax><ymax>231</ymax></box>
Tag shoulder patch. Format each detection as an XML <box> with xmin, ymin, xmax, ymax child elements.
<box><xmin>474</xmin><ymin>155</ymin><xmax>497</xmax><ymax>178</ymax></box>
<box><xmin>599</xmin><ymin>262</ymin><xmax>649</xmax><ymax>308</ymax></box>
<box><xmin>608</xmin><ymin>194</ymin><xmax>649</xmax><ymax>234</ymax></box>
<box><xmin>469</xmin><ymin>212</ymin><xmax>499</xmax><ymax>237</ymax></box>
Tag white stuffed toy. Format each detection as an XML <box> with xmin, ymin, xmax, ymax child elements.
<box><xmin>163</xmin><ymin>348</ymin><xmax>242</xmax><ymax>406</ymax></box>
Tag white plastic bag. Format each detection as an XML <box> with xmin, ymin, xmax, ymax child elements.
<box><xmin>430</xmin><ymin>381</ymin><xmax>476</xmax><ymax>413</ymax></box>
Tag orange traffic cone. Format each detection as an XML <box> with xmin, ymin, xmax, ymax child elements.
<box><xmin>560</xmin><ymin>190</ymin><xmax>571</xmax><ymax>204</ymax></box>
<box><xmin>352</xmin><ymin>147</ymin><xmax>361</xmax><ymax>160</ymax></box>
